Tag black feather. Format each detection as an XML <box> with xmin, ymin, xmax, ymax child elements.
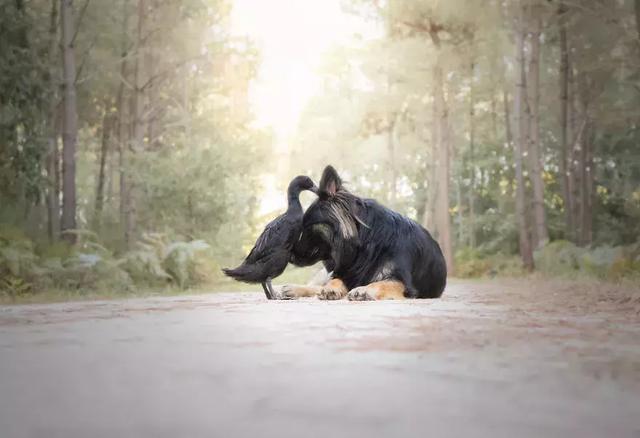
<box><xmin>222</xmin><ymin>175</ymin><xmax>317</xmax><ymax>297</ymax></box>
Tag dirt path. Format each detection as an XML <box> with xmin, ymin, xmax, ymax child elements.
<box><xmin>1</xmin><ymin>279</ymin><xmax>639</xmax><ymax>438</ymax></box>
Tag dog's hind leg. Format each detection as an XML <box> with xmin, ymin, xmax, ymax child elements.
<box><xmin>394</xmin><ymin>268</ymin><xmax>419</xmax><ymax>298</ymax></box>
<box><xmin>347</xmin><ymin>280</ymin><xmax>406</xmax><ymax>301</ymax></box>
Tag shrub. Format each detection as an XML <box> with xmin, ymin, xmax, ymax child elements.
<box><xmin>121</xmin><ymin>234</ymin><xmax>214</xmax><ymax>289</ymax></box>
<box><xmin>485</xmin><ymin>254</ymin><xmax>526</xmax><ymax>277</ymax></box>
<box><xmin>579</xmin><ymin>245</ymin><xmax>621</xmax><ymax>278</ymax></box>
<box><xmin>162</xmin><ymin>240</ymin><xmax>211</xmax><ymax>288</ymax></box>
<box><xmin>53</xmin><ymin>252</ymin><xmax>133</xmax><ymax>293</ymax></box>
<box><xmin>454</xmin><ymin>247</ymin><xmax>525</xmax><ymax>278</ymax></box>
<box><xmin>455</xmin><ymin>247</ymin><xmax>490</xmax><ymax>278</ymax></box>
<box><xmin>534</xmin><ymin>240</ymin><xmax>585</xmax><ymax>276</ymax></box>
<box><xmin>579</xmin><ymin>244</ymin><xmax>640</xmax><ymax>280</ymax></box>
<box><xmin>123</xmin><ymin>241</ymin><xmax>172</xmax><ymax>286</ymax></box>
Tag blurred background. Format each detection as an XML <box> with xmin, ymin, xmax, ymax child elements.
<box><xmin>1</xmin><ymin>0</ymin><xmax>639</xmax><ymax>301</ymax></box>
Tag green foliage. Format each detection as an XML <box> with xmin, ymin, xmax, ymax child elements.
<box><xmin>533</xmin><ymin>241</ymin><xmax>640</xmax><ymax>280</ymax></box>
<box><xmin>0</xmin><ymin>228</ymin><xmax>222</xmax><ymax>300</ymax></box>
<box><xmin>534</xmin><ymin>241</ymin><xmax>586</xmax><ymax>276</ymax></box>
<box><xmin>52</xmin><ymin>252</ymin><xmax>133</xmax><ymax>293</ymax></box>
<box><xmin>0</xmin><ymin>227</ymin><xmax>38</xmax><ymax>284</ymax></box>
<box><xmin>577</xmin><ymin>245</ymin><xmax>640</xmax><ymax>280</ymax></box>
<box><xmin>162</xmin><ymin>240</ymin><xmax>211</xmax><ymax>288</ymax></box>
<box><xmin>120</xmin><ymin>234</ymin><xmax>216</xmax><ymax>289</ymax></box>
<box><xmin>454</xmin><ymin>247</ymin><xmax>490</xmax><ymax>278</ymax></box>
<box><xmin>455</xmin><ymin>246</ymin><xmax>525</xmax><ymax>278</ymax></box>
<box><xmin>121</xmin><ymin>233</ymin><xmax>172</xmax><ymax>285</ymax></box>
<box><xmin>0</xmin><ymin>276</ymin><xmax>32</xmax><ymax>300</ymax></box>
<box><xmin>484</xmin><ymin>254</ymin><xmax>527</xmax><ymax>277</ymax></box>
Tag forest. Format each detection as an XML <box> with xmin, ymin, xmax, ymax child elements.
<box><xmin>1</xmin><ymin>0</ymin><xmax>639</xmax><ymax>300</ymax></box>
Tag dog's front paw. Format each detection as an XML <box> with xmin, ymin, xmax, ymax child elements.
<box><xmin>318</xmin><ymin>288</ymin><xmax>342</xmax><ymax>300</ymax></box>
<box><xmin>347</xmin><ymin>286</ymin><xmax>376</xmax><ymax>301</ymax></box>
<box><xmin>318</xmin><ymin>286</ymin><xmax>344</xmax><ymax>300</ymax></box>
<box><xmin>274</xmin><ymin>284</ymin><xmax>298</xmax><ymax>300</ymax></box>
<box><xmin>317</xmin><ymin>279</ymin><xmax>347</xmax><ymax>300</ymax></box>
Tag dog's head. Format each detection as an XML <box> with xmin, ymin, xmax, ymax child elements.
<box><xmin>293</xmin><ymin>166</ymin><xmax>365</xmax><ymax>270</ymax></box>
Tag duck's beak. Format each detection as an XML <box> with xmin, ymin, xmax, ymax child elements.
<box><xmin>310</xmin><ymin>185</ymin><xmax>319</xmax><ymax>195</ymax></box>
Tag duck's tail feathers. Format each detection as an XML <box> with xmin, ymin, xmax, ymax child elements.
<box><xmin>221</xmin><ymin>264</ymin><xmax>262</xmax><ymax>283</ymax></box>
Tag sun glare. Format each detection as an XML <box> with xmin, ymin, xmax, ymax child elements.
<box><xmin>230</xmin><ymin>0</ymin><xmax>377</xmax><ymax>214</ymax></box>
<box><xmin>232</xmin><ymin>0</ymin><xmax>363</xmax><ymax>137</ymax></box>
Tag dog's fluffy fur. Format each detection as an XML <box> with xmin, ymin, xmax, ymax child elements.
<box><xmin>289</xmin><ymin>165</ymin><xmax>446</xmax><ymax>299</ymax></box>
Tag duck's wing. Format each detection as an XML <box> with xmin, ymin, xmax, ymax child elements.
<box><xmin>244</xmin><ymin>214</ymin><xmax>289</xmax><ymax>263</ymax></box>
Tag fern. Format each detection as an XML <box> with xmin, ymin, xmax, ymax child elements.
<box><xmin>162</xmin><ymin>240</ymin><xmax>210</xmax><ymax>288</ymax></box>
<box><xmin>0</xmin><ymin>276</ymin><xmax>32</xmax><ymax>299</ymax></box>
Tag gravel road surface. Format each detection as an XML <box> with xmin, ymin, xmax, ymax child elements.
<box><xmin>1</xmin><ymin>279</ymin><xmax>639</xmax><ymax>438</ymax></box>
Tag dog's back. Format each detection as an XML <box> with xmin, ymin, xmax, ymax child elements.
<box><xmin>334</xmin><ymin>198</ymin><xmax>446</xmax><ymax>298</ymax></box>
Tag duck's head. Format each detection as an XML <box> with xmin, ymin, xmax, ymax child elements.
<box><xmin>288</xmin><ymin>175</ymin><xmax>319</xmax><ymax>195</ymax></box>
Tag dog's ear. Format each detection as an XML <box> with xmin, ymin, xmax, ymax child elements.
<box><xmin>319</xmin><ymin>165</ymin><xmax>342</xmax><ymax>196</ymax></box>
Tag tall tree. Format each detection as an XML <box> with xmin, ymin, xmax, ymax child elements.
<box><xmin>526</xmin><ymin>0</ymin><xmax>548</xmax><ymax>248</ymax></box>
<box><xmin>46</xmin><ymin>0</ymin><xmax>60</xmax><ymax>242</ymax></box>
<box><xmin>122</xmin><ymin>0</ymin><xmax>146</xmax><ymax>248</ymax></box>
<box><xmin>60</xmin><ymin>0</ymin><xmax>78</xmax><ymax>244</ymax></box>
<box><xmin>635</xmin><ymin>0</ymin><xmax>640</xmax><ymax>43</ymax></box>
<box><xmin>467</xmin><ymin>46</ymin><xmax>476</xmax><ymax>248</ymax></box>
<box><xmin>93</xmin><ymin>109</ymin><xmax>112</xmax><ymax>229</ymax></box>
<box><xmin>430</xmin><ymin>28</ymin><xmax>454</xmax><ymax>272</ymax></box>
<box><xmin>514</xmin><ymin>0</ymin><xmax>534</xmax><ymax>270</ymax></box>
<box><xmin>558</xmin><ymin>1</ymin><xmax>573</xmax><ymax>239</ymax></box>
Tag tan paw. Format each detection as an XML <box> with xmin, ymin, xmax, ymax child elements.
<box><xmin>318</xmin><ymin>287</ymin><xmax>342</xmax><ymax>300</ymax></box>
<box><xmin>275</xmin><ymin>284</ymin><xmax>298</xmax><ymax>300</ymax></box>
<box><xmin>347</xmin><ymin>286</ymin><xmax>376</xmax><ymax>301</ymax></box>
<box><xmin>318</xmin><ymin>286</ymin><xmax>344</xmax><ymax>300</ymax></box>
<box><xmin>317</xmin><ymin>278</ymin><xmax>347</xmax><ymax>300</ymax></box>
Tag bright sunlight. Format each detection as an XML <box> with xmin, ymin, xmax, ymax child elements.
<box><xmin>231</xmin><ymin>0</ymin><xmax>379</xmax><ymax>214</ymax></box>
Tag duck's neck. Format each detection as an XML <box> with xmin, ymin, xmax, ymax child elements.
<box><xmin>287</xmin><ymin>187</ymin><xmax>303</xmax><ymax>213</ymax></box>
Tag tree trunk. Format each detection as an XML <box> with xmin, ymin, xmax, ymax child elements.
<box><xmin>491</xmin><ymin>90</ymin><xmax>499</xmax><ymax>142</ymax></box>
<box><xmin>468</xmin><ymin>54</ymin><xmax>476</xmax><ymax>248</ymax></box>
<box><xmin>60</xmin><ymin>0</ymin><xmax>78</xmax><ymax>244</ymax></box>
<box><xmin>93</xmin><ymin>111</ymin><xmax>112</xmax><ymax>229</ymax></box>
<box><xmin>433</xmin><ymin>62</ymin><xmax>454</xmax><ymax>272</ymax></box>
<box><xmin>422</xmin><ymin>88</ymin><xmax>438</xmax><ymax>233</ymax></box>
<box><xmin>119</xmin><ymin>134</ymin><xmax>127</xmax><ymax>240</ymax></box>
<box><xmin>635</xmin><ymin>0</ymin><xmax>640</xmax><ymax>42</ymax></box>
<box><xmin>456</xmin><ymin>173</ymin><xmax>464</xmax><ymax>244</ymax></box>
<box><xmin>146</xmin><ymin>37</ymin><xmax>158</xmax><ymax>149</ymax></box>
<box><xmin>113</xmin><ymin>0</ymin><xmax>130</xmax><ymax>246</ymax></box>
<box><xmin>387</xmin><ymin>119</ymin><xmax>397</xmax><ymax>207</ymax></box>
<box><xmin>503</xmin><ymin>90</ymin><xmax>515</xmax><ymax>202</ymax></box>
<box><xmin>45</xmin><ymin>0</ymin><xmax>60</xmax><ymax>242</ymax></box>
<box><xmin>568</xmin><ymin>68</ymin><xmax>582</xmax><ymax>242</ymax></box>
<box><xmin>527</xmin><ymin>1</ymin><xmax>548</xmax><ymax>248</ymax></box>
<box><xmin>558</xmin><ymin>2</ymin><xmax>572</xmax><ymax>240</ymax></box>
<box><xmin>575</xmin><ymin>68</ymin><xmax>594</xmax><ymax>247</ymax></box>
<box><xmin>582</xmin><ymin>125</ymin><xmax>594</xmax><ymax>245</ymax></box>
<box><xmin>385</xmin><ymin>11</ymin><xmax>397</xmax><ymax>210</ymax></box>
<box><xmin>46</xmin><ymin>111</ymin><xmax>61</xmax><ymax>242</ymax></box>
<box><xmin>123</xmin><ymin>0</ymin><xmax>145</xmax><ymax>248</ymax></box>
<box><xmin>514</xmin><ymin>0</ymin><xmax>534</xmax><ymax>270</ymax></box>
<box><xmin>578</xmin><ymin>123</ymin><xmax>588</xmax><ymax>245</ymax></box>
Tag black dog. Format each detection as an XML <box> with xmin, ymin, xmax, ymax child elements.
<box><xmin>278</xmin><ymin>165</ymin><xmax>447</xmax><ymax>300</ymax></box>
